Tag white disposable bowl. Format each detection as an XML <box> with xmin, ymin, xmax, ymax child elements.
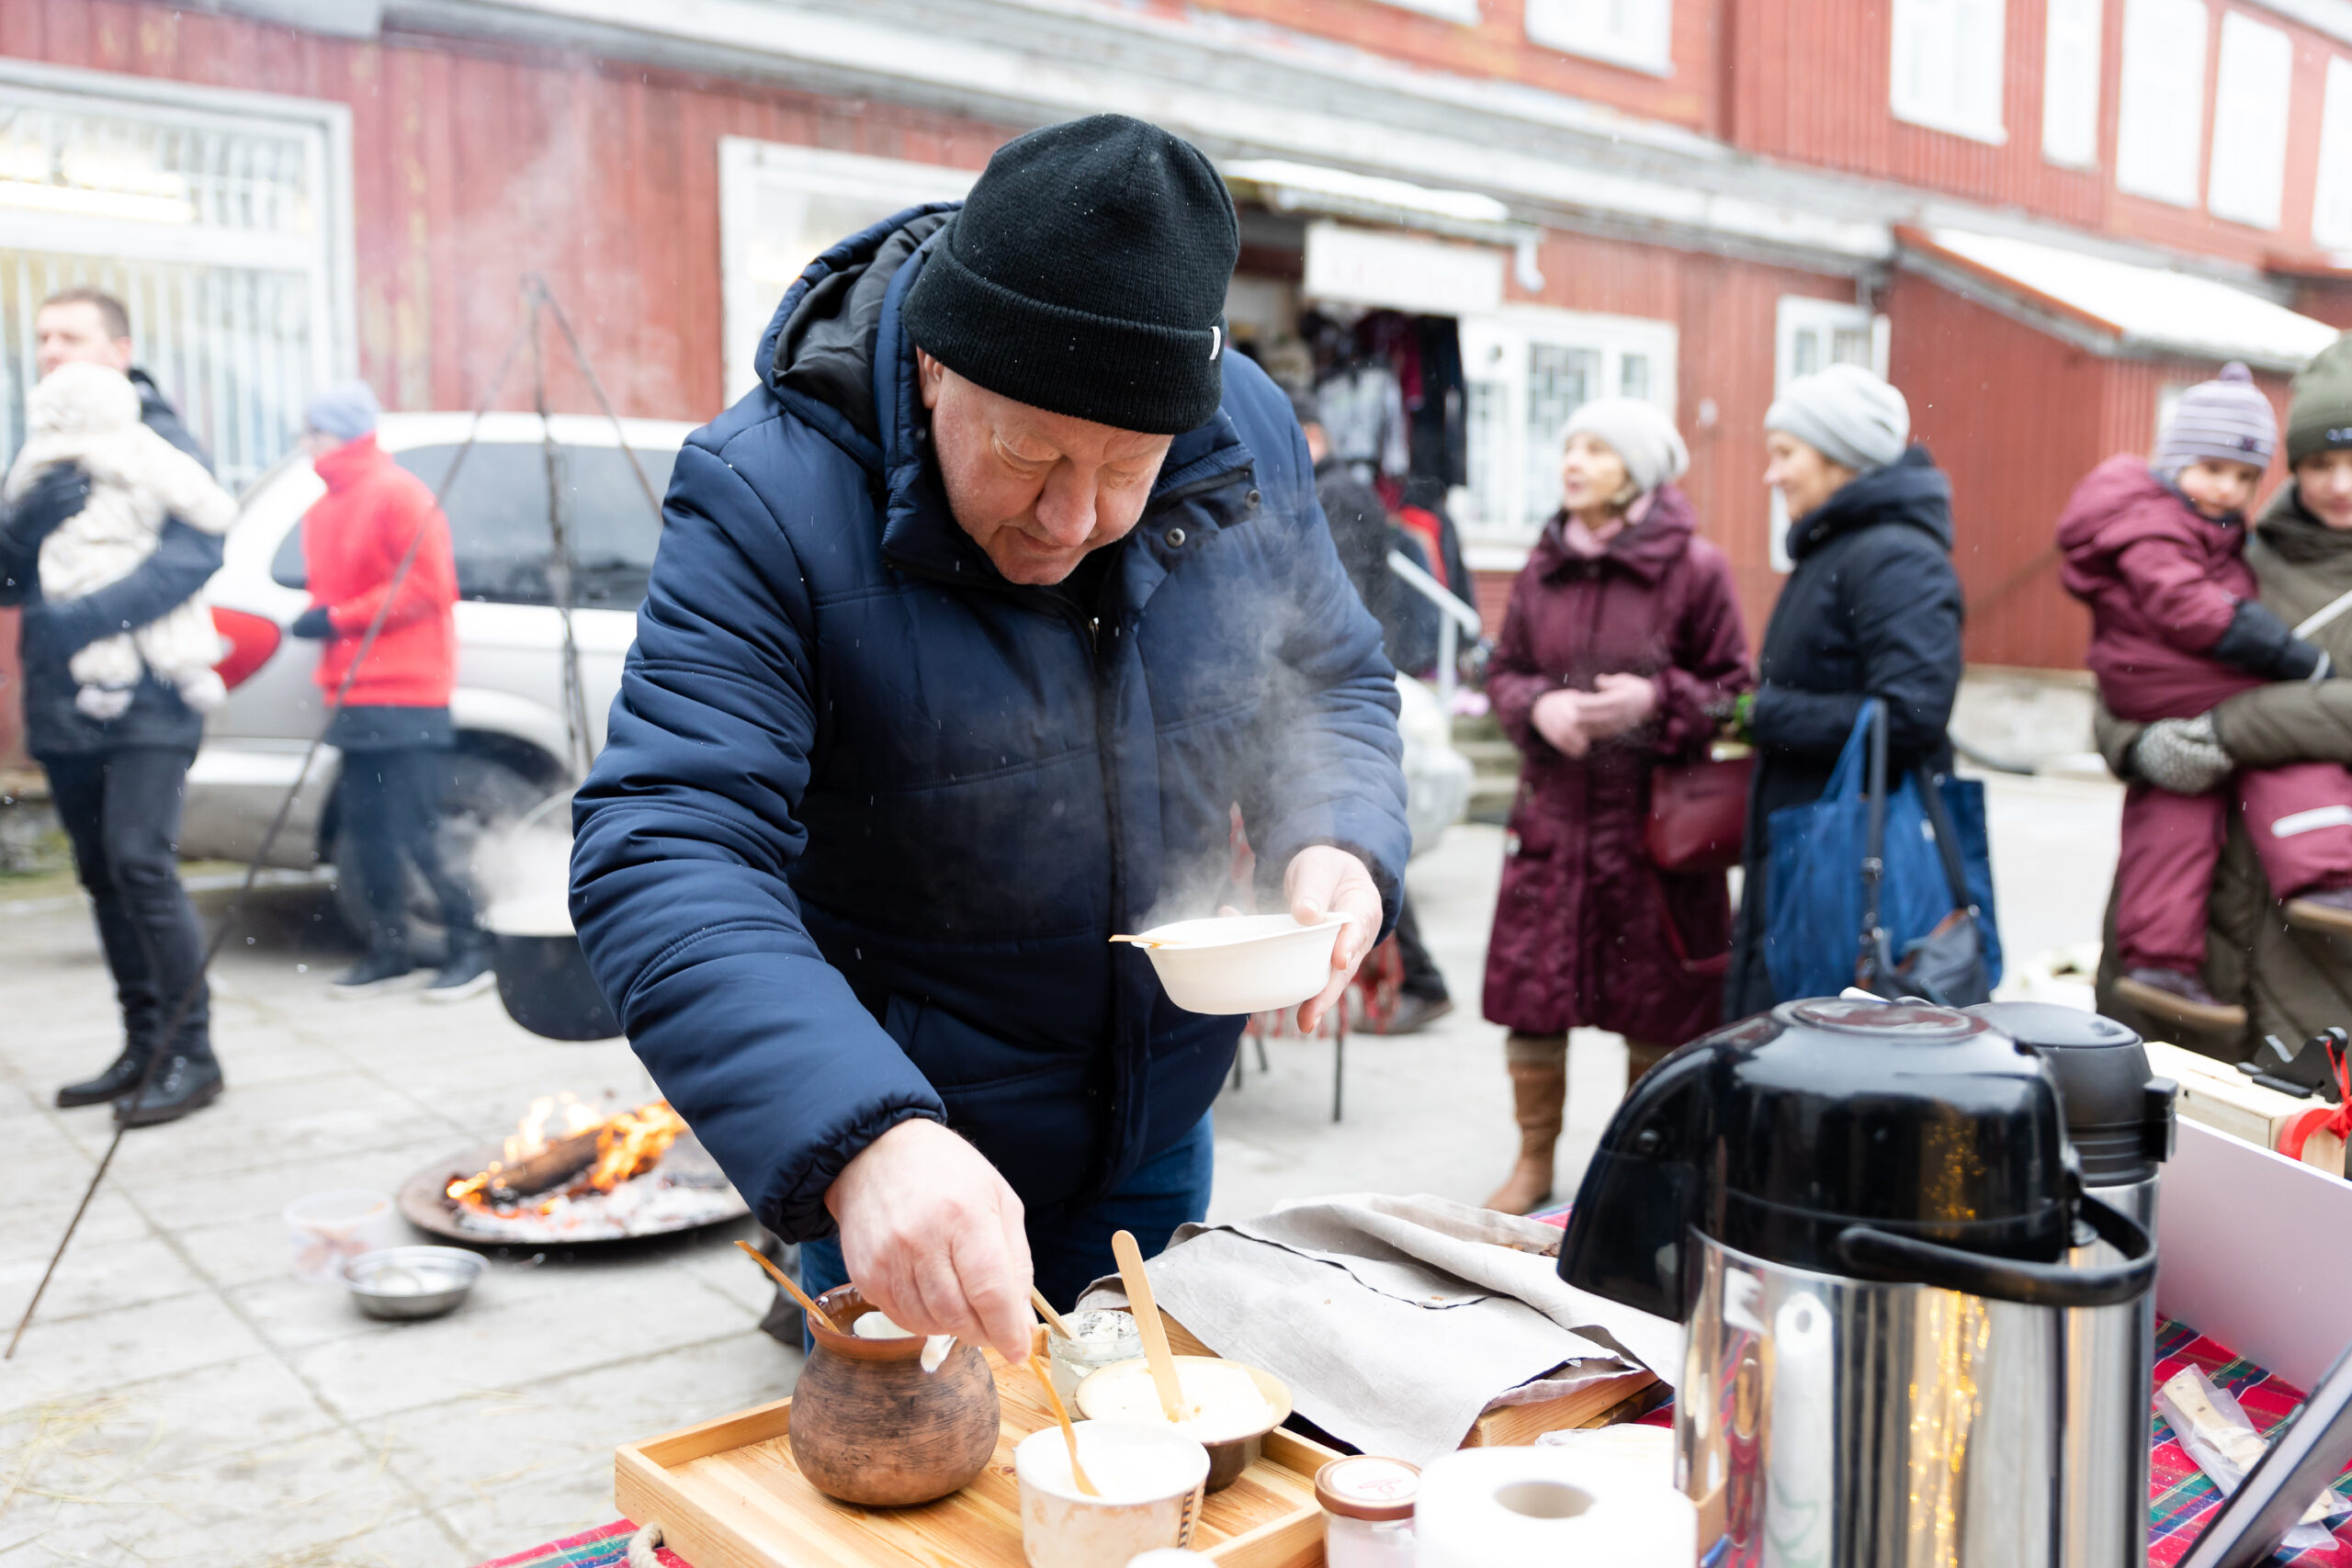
<box><xmin>1015</xmin><ymin>1421</ymin><xmax>1207</xmax><ymax>1568</ymax></box>
<box><xmin>1134</xmin><ymin>913</ymin><xmax>1346</xmax><ymax>1015</ymax></box>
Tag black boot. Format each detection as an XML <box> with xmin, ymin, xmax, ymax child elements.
<box><xmin>423</xmin><ymin>932</ymin><xmax>497</xmax><ymax>1004</ymax></box>
<box><xmin>334</xmin><ymin>945</ymin><xmax>415</xmax><ymax>995</ymax></box>
<box><xmin>114</xmin><ymin>1051</ymin><xmax>224</xmax><ymax>1128</ymax></box>
<box><xmin>56</xmin><ymin>1043</ymin><xmax>157</xmax><ymax>1109</ymax></box>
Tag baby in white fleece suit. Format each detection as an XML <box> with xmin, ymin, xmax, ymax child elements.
<box><xmin>3</xmin><ymin>362</ymin><xmax>236</xmax><ymax>719</ymax></box>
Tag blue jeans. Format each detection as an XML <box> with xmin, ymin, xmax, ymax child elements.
<box><xmin>797</xmin><ymin>1111</ymin><xmax>1216</xmax><ymax>1346</ymax></box>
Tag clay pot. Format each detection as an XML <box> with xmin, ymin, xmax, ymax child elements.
<box><xmin>787</xmin><ymin>1284</ymin><xmax>1001</xmax><ymax>1506</ymax></box>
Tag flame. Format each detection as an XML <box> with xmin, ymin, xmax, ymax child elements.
<box><xmin>582</xmin><ymin>1102</ymin><xmax>687</xmax><ymax>1192</ymax></box>
<box><xmin>443</xmin><ymin>1097</ymin><xmax>684</xmax><ymax>1214</ymax></box>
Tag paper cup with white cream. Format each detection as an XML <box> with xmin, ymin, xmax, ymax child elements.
<box><xmin>1074</xmin><ymin>1353</ymin><xmax>1292</xmax><ymax>1492</ymax></box>
<box><xmin>1014</xmin><ymin>1421</ymin><xmax>1207</xmax><ymax>1568</ymax></box>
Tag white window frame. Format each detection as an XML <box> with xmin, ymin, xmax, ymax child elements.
<box><xmin>1367</xmin><ymin>0</ymin><xmax>1482</xmax><ymax>22</ymax></box>
<box><xmin>0</xmin><ymin>61</ymin><xmax>355</xmax><ymax>491</ymax></box>
<box><xmin>2042</xmin><ymin>0</ymin><xmax>2106</xmax><ymax>167</ymax></box>
<box><xmin>1521</xmin><ymin>0</ymin><xmax>1675</xmax><ymax>76</ymax></box>
<box><xmin>2116</xmin><ymin>0</ymin><xmax>2211</xmax><ymax>208</ymax></box>
<box><xmin>2312</xmin><ymin>55</ymin><xmax>2352</xmax><ymax>252</ymax></box>
<box><xmin>2207</xmin><ymin>10</ymin><xmax>2294</xmax><ymax>229</ymax></box>
<box><xmin>1890</xmin><ymin>0</ymin><xmax>2010</xmax><ymax>144</ymax></box>
<box><xmin>1456</xmin><ymin>304</ymin><xmax>1679</xmax><ymax>562</ymax></box>
<box><xmin>718</xmin><ymin>140</ymin><xmax>976</xmax><ymax>405</ymax></box>
<box><xmin>1769</xmin><ymin>298</ymin><xmax>1892</xmax><ymax>574</ymax></box>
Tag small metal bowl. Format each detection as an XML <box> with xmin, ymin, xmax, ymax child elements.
<box><xmin>344</xmin><ymin>1246</ymin><xmax>484</xmax><ymax>1321</ymax></box>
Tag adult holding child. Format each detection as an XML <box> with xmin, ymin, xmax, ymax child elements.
<box><xmin>1722</xmin><ymin>364</ymin><xmax>1964</xmax><ymax>1020</ymax></box>
<box><xmin>0</xmin><ymin>288</ymin><xmax>227</xmax><ymax>1127</ymax></box>
<box><xmin>1478</xmin><ymin>398</ymin><xmax>1751</xmax><ymax>1214</ymax></box>
<box><xmin>2094</xmin><ymin>336</ymin><xmax>2352</xmax><ymax>1050</ymax></box>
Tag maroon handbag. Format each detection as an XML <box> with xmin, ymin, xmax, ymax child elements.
<box><xmin>1644</xmin><ymin>748</ymin><xmax>1752</xmax><ymax>874</ymax></box>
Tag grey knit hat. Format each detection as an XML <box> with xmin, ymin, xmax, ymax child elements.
<box><xmin>304</xmin><ymin>378</ymin><xmax>380</xmax><ymax>441</ymax></box>
<box><xmin>1560</xmin><ymin>397</ymin><xmax>1689</xmax><ymax>496</ymax></box>
<box><xmin>2154</xmin><ymin>362</ymin><xmax>2276</xmax><ymax>478</ymax></box>
<box><xmin>1764</xmin><ymin>363</ymin><xmax>1910</xmax><ymax>474</ymax></box>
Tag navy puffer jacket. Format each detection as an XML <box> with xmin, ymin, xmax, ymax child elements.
<box><xmin>571</xmin><ymin>208</ymin><xmax>1409</xmax><ymax>1244</ymax></box>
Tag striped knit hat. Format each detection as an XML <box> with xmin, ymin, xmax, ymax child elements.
<box><xmin>2154</xmin><ymin>362</ymin><xmax>2276</xmax><ymax>478</ymax></box>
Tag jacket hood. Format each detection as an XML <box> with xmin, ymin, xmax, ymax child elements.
<box><xmin>312</xmin><ymin>432</ymin><xmax>385</xmax><ymax>493</ymax></box>
<box><xmin>1785</xmin><ymin>445</ymin><xmax>1952</xmax><ymax>562</ymax></box>
<box><xmin>1532</xmin><ymin>483</ymin><xmax>1698</xmax><ymax>585</ymax></box>
<box><xmin>2256</xmin><ymin>478</ymin><xmax>2352</xmax><ymax>566</ymax></box>
<box><xmin>758</xmin><ymin>203</ymin><xmax>961</xmax><ymax>462</ymax></box>
<box><xmin>2055</xmin><ymin>453</ymin><xmax>2235</xmax><ymax>560</ymax></box>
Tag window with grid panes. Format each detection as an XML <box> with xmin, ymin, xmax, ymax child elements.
<box><xmin>0</xmin><ymin>71</ymin><xmax>352</xmax><ymax>490</ymax></box>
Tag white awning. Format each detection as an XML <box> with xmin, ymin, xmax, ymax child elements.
<box><xmin>1901</xmin><ymin>225</ymin><xmax>2341</xmax><ymax>371</ymax></box>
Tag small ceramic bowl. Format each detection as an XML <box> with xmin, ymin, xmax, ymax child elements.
<box><xmin>1074</xmin><ymin>1354</ymin><xmax>1293</xmax><ymax>1493</ymax></box>
<box><xmin>344</xmin><ymin>1246</ymin><xmax>483</xmax><ymax>1320</ymax></box>
<box><xmin>1132</xmin><ymin>914</ymin><xmax>1345</xmax><ymax>1015</ymax></box>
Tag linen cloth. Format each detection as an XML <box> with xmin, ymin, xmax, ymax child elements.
<box><xmin>1074</xmin><ymin>1192</ymin><xmax>1679</xmax><ymax>1466</ymax></box>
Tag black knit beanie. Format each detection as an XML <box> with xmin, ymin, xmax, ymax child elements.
<box><xmin>901</xmin><ymin>115</ymin><xmax>1238</xmax><ymax>435</ymax></box>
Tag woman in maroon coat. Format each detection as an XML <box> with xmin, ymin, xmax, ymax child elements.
<box><xmin>1479</xmin><ymin>398</ymin><xmax>1753</xmax><ymax>1213</ymax></box>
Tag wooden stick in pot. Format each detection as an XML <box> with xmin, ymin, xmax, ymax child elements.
<box><xmin>733</xmin><ymin>1239</ymin><xmax>843</xmax><ymax>1336</ymax></box>
<box><xmin>1111</xmin><ymin>1228</ymin><xmax>1187</xmax><ymax>1424</ymax></box>
<box><xmin>1031</xmin><ymin>1325</ymin><xmax>1100</xmax><ymax>1497</ymax></box>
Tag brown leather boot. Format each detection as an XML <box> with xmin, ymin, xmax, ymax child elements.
<box><xmin>1624</xmin><ymin>1040</ymin><xmax>1673</xmax><ymax>1093</ymax></box>
<box><xmin>1483</xmin><ymin>1037</ymin><xmax>1566</xmax><ymax>1214</ymax></box>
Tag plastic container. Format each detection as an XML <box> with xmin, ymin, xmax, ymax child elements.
<box><xmin>1046</xmin><ymin>1308</ymin><xmax>1144</xmax><ymax>1404</ymax></box>
<box><xmin>1132</xmin><ymin>913</ymin><xmax>1345</xmax><ymax>1015</ymax></box>
<box><xmin>1014</xmin><ymin>1421</ymin><xmax>1208</xmax><ymax>1568</ymax></box>
<box><xmin>282</xmin><ymin>1189</ymin><xmax>400</xmax><ymax>1282</ymax></box>
<box><xmin>1316</xmin><ymin>1455</ymin><xmax>1419</xmax><ymax>1568</ymax></box>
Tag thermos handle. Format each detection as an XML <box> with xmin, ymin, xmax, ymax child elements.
<box><xmin>1833</xmin><ymin>1193</ymin><xmax>2156</xmax><ymax>1308</ymax></box>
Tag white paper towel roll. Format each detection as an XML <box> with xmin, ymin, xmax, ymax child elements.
<box><xmin>1416</xmin><ymin>1447</ymin><xmax>1697</xmax><ymax>1568</ymax></box>
<box><xmin>1764</xmin><ymin>1290</ymin><xmax>1834</xmax><ymax>1568</ymax></box>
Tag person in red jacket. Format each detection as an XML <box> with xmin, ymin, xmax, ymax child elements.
<box><xmin>2058</xmin><ymin>363</ymin><xmax>2352</xmax><ymax>1031</ymax></box>
<box><xmin>288</xmin><ymin>380</ymin><xmax>492</xmax><ymax>998</ymax></box>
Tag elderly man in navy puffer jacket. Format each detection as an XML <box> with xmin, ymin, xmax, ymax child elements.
<box><xmin>570</xmin><ymin>117</ymin><xmax>1409</xmax><ymax>1357</ymax></box>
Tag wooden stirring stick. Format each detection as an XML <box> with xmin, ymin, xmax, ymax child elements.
<box><xmin>1110</xmin><ymin>1229</ymin><xmax>1187</xmax><ymax>1424</ymax></box>
<box><xmin>1031</xmin><ymin>1325</ymin><xmax>1100</xmax><ymax>1497</ymax></box>
<box><xmin>1031</xmin><ymin>1286</ymin><xmax>1076</xmax><ymax>1340</ymax></box>
<box><xmin>1107</xmin><ymin>934</ymin><xmax>1163</xmax><ymax>948</ymax></box>
<box><xmin>733</xmin><ymin>1239</ymin><xmax>844</xmax><ymax>1337</ymax></box>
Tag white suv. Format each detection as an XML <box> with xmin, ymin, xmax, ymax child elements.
<box><xmin>185</xmin><ymin>412</ymin><xmax>691</xmax><ymax>942</ymax></box>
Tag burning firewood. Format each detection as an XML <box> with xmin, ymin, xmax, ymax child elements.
<box><xmin>445</xmin><ymin>1095</ymin><xmax>689</xmax><ymax>1214</ymax></box>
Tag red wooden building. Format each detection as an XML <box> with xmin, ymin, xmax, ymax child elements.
<box><xmin>3</xmin><ymin>0</ymin><xmax>2349</xmax><ymax>761</ymax></box>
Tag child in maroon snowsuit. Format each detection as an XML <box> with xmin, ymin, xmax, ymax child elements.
<box><xmin>2058</xmin><ymin>363</ymin><xmax>2352</xmax><ymax>1018</ymax></box>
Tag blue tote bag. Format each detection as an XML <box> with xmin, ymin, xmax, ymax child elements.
<box><xmin>1763</xmin><ymin>699</ymin><xmax>2002</xmax><ymax>1005</ymax></box>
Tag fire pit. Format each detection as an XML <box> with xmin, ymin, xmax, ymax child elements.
<box><xmin>399</xmin><ymin>1093</ymin><xmax>747</xmax><ymax>1245</ymax></box>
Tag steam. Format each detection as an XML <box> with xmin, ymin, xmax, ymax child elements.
<box><xmin>478</xmin><ymin>806</ymin><xmax>576</xmax><ymax>937</ymax></box>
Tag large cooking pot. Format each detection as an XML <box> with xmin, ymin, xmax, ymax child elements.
<box><xmin>481</xmin><ymin>795</ymin><xmax>621</xmax><ymax>1042</ymax></box>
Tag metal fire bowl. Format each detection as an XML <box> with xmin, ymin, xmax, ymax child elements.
<box><xmin>397</xmin><ymin>1128</ymin><xmax>747</xmax><ymax>1247</ymax></box>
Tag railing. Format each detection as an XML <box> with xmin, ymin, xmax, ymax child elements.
<box><xmin>1388</xmin><ymin>548</ymin><xmax>1482</xmax><ymax>715</ymax></box>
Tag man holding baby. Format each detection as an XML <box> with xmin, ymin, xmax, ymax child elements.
<box><xmin>571</xmin><ymin>117</ymin><xmax>1411</xmax><ymax>1357</ymax></box>
<box><xmin>0</xmin><ymin>288</ymin><xmax>227</xmax><ymax>1127</ymax></box>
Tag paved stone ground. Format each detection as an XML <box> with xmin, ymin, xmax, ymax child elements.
<box><xmin>0</xmin><ymin>772</ymin><xmax>2120</xmax><ymax>1566</ymax></box>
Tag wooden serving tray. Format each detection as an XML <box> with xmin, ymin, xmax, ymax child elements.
<box><xmin>615</xmin><ymin>1345</ymin><xmax>1338</xmax><ymax>1567</ymax></box>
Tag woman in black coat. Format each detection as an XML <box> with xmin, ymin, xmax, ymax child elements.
<box><xmin>1724</xmin><ymin>364</ymin><xmax>1965</xmax><ymax>1019</ymax></box>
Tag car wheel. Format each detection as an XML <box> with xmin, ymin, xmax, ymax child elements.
<box><xmin>330</xmin><ymin>750</ymin><xmax>555</xmax><ymax>964</ymax></box>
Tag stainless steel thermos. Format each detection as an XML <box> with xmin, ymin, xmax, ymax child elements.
<box><xmin>1558</xmin><ymin>998</ymin><xmax>2161</xmax><ymax>1568</ymax></box>
<box><xmin>1970</xmin><ymin>1002</ymin><xmax>2177</xmax><ymax>1568</ymax></box>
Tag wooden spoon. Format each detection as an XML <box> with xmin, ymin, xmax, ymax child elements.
<box><xmin>1110</xmin><ymin>1229</ymin><xmax>1187</xmax><ymax>1424</ymax></box>
<box><xmin>733</xmin><ymin>1239</ymin><xmax>843</xmax><ymax>1337</ymax></box>
<box><xmin>1108</xmin><ymin>933</ymin><xmax>1165</xmax><ymax>949</ymax></box>
<box><xmin>1031</xmin><ymin>1325</ymin><xmax>1100</xmax><ymax>1497</ymax></box>
<box><xmin>1031</xmin><ymin>1286</ymin><xmax>1076</xmax><ymax>1340</ymax></box>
